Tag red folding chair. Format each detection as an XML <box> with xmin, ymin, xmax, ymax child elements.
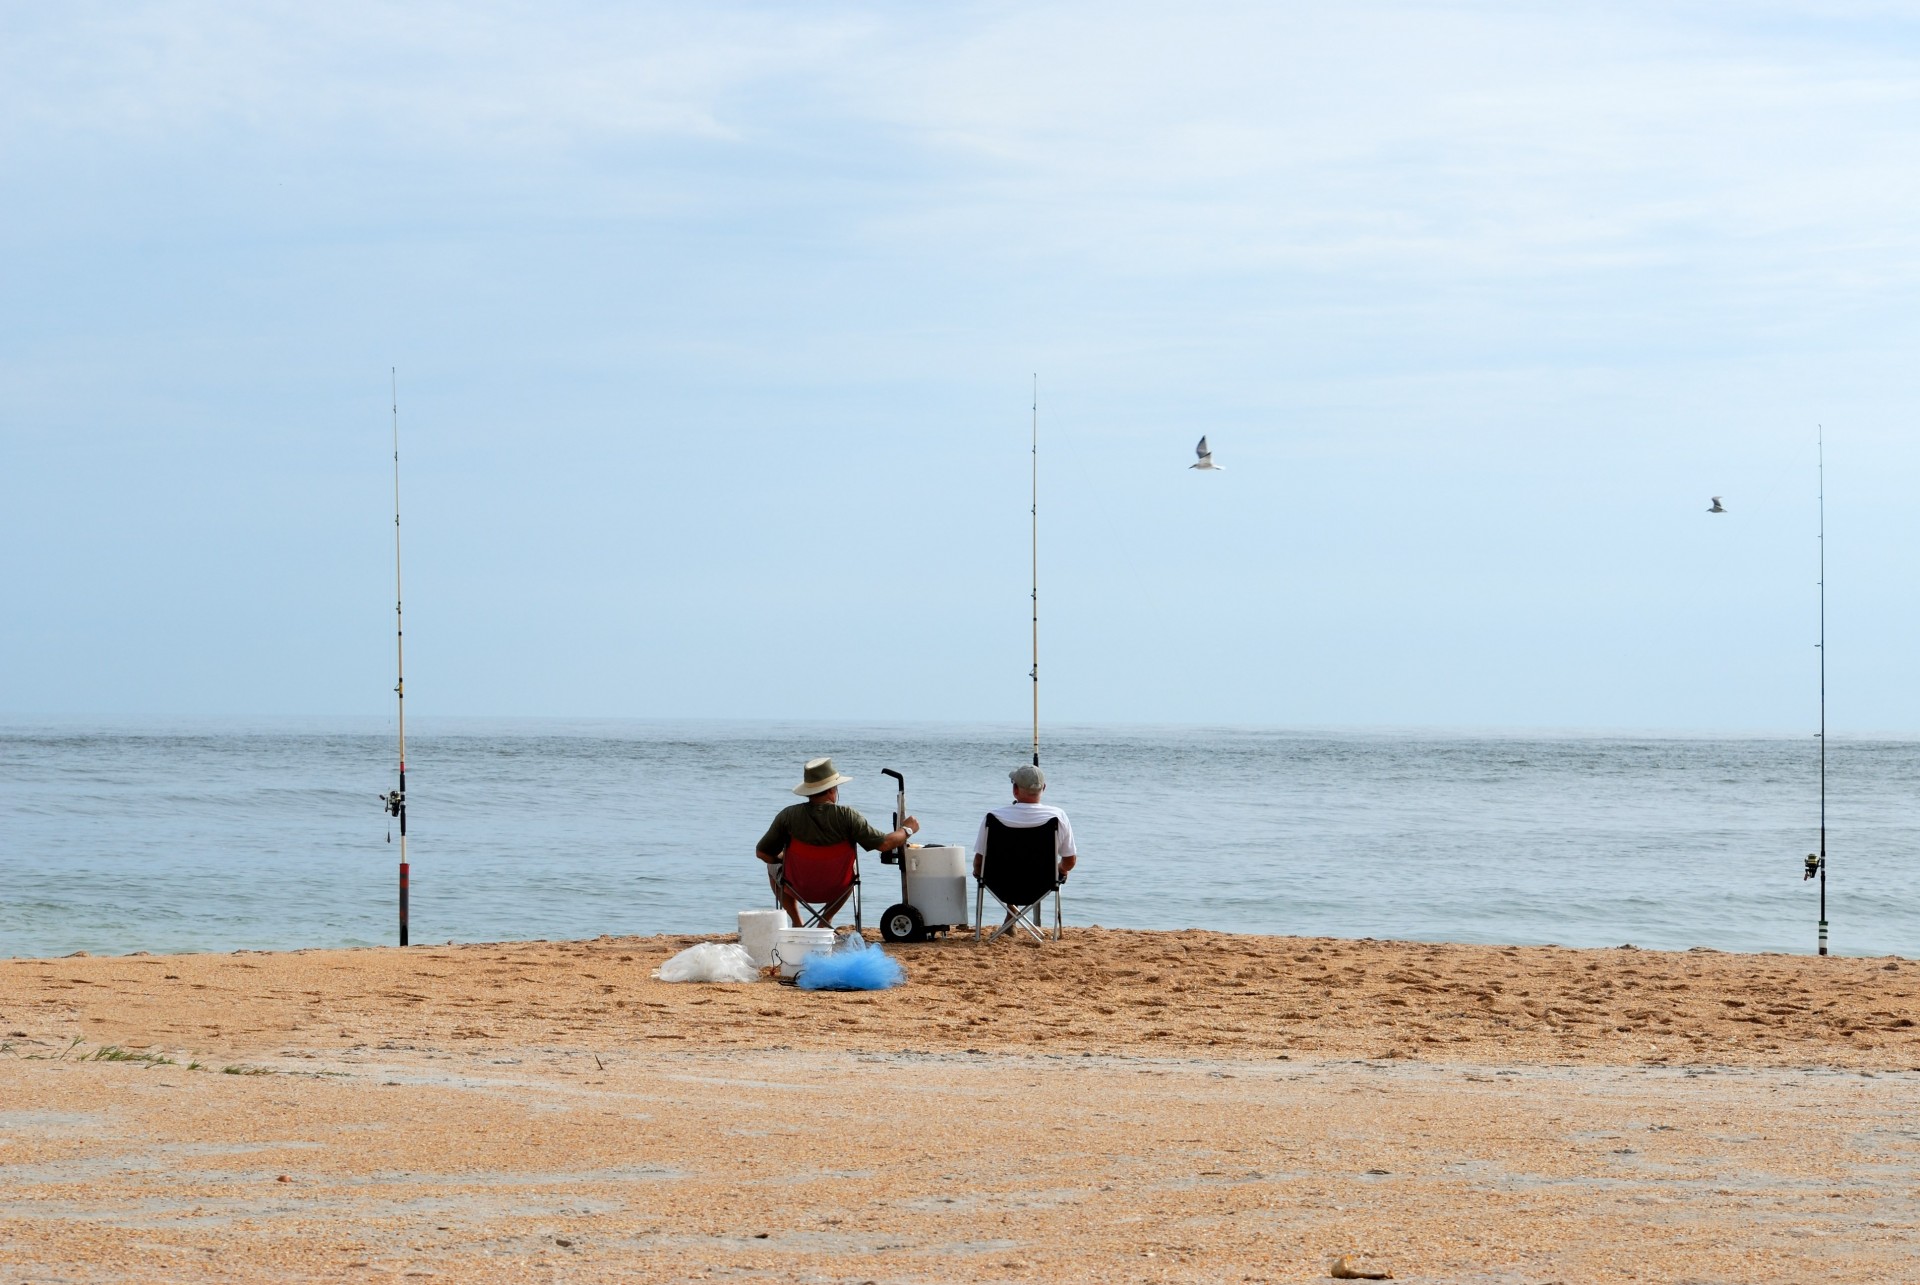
<box><xmin>779</xmin><ymin>839</ymin><xmax>862</xmax><ymax>929</ymax></box>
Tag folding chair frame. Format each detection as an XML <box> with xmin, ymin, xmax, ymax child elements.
<box><xmin>976</xmin><ymin>881</ymin><xmax>1061</xmax><ymax>943</ymax></box>
<box><xmin>783</xmin><ymin>876</ymin><xmax>862</xmax><ymax>931</ymax></box>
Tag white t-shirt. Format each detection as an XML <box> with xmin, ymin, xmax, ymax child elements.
<box><xmin>975</xmin><ymin>800</ymin><xmax>1077</xmax><ymax>860</ymax></box>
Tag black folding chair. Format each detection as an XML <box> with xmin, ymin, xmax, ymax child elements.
<box><xmin>974</xmin><ymin>815</ymin><xmax>1063</xmax><ymax>943</ymax></box>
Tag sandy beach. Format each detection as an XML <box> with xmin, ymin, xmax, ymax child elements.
<box><xmin>4</xmin><ymin>928</ymin><xmax>1918</xmax><ymax>1282</ymax></box>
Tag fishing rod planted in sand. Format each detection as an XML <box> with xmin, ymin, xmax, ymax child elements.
<box><xmin>1030</xmin><ymin>373</ymin><xmax>1040</xmax><ymax>768</ymax></box>
<box><xmin>1802</xmin><ymin>425</ymin><xmax>1827</xmax><ymax>955</ymax></box>
<box><xmin>381</xmin><ymin>368</ymin><xmax>410</xmax><ymax>948</ymax></box>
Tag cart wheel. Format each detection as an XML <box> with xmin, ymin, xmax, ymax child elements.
<box><xmin>879</xmin><ymin>903</ymin><xmax>926</xmax><ymax>943</ymax></box>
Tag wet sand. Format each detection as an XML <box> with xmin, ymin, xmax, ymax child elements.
<box><xmin>3</xmin><ymin>929</ymin><xmax>1918</xmax><ymax>1282</ymax></box>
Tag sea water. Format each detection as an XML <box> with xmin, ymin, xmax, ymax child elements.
<box><xmin>1</xmin><ymin>719</ymin><xmax>1914</xmax><ymax>959</ymax></box>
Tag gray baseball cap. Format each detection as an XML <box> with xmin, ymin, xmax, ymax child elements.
<box><xmin>1010</xmin><ymin>764</ymin><xmax>1046</xmax><ymax>790</ymax></box>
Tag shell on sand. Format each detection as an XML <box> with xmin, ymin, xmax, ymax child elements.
<box><xmin>1329</xmin><ymin>1255</ymin><xmax>1394</xmax><ymax>1280</ymax></box>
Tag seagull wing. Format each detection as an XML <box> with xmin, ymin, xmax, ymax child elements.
<box><xmin>1195</xmin><ymin>436</ymin><xmax>1209</xmax><ymax>459</ymax></box>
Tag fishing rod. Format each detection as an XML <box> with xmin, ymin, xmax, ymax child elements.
<box><xmin>1029</xmin><ymin>373</ymin><xmax>1039</xmax><ymax>767</ymax></box>
<box><xmin>1802</xmin><ymin>425</ymin><xmax>1827</xmax><ymax>955</ymax></box>
<box><xmin>382</xmin><ymin>368</ymin><xmax>410</xmax><ymax>947</ymax></box>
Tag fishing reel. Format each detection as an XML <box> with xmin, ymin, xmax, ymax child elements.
<box><xmin>1803</xmin><ymin>853</ymin><xmax>1822</xmax><ymax>881</ymax></box>
<box><xmin>383</xmin><ymin>789</ymin><xmax>405</xmax><ymax>819</ymax></box>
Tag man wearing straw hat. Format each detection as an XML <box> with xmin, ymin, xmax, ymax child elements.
<box><xmin>757</xmin><ymin>757</ymin><xmax>919</xmax><ymax>927</ymax></box>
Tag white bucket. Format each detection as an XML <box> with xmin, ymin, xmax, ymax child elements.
<box><xmin>770</xmin><ymin>927</ymin><xmax>836</xmax><ymax>979</ymax></box>
<box><xmin>737</xmin><ymin>909</ymin><xmax>786</xmax><ymax>969</ymax></box>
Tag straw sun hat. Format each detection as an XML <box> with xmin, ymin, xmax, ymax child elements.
<box><xmin>792</xmin><ymin>756</ymin><xmax>854</xmax><ymax>796</ymax></box>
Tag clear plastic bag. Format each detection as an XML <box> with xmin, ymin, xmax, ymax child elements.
<box><xmin>652</xmin><ymin>942</ymin><xmax>761</xmax><ymax>983</ymax></box>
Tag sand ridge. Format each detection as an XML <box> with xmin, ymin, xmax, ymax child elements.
<box><xmin>5</xmin><ymin>928</ymin><xmax>1915</xmax><ymax>1069</ymax></box>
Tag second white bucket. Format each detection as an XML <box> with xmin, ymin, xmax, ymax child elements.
<box><xmin>737</xmin><ymin>909</ymin><xmax>786</xmax><ymax>969</ymax></box>
<box><xmin>770</xmin><ymin>927</ymin><xmax>836</xmax><ymax>979</ymax></box>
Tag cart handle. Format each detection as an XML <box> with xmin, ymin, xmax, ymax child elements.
<box><xmin>881</xmin><ymin>767</ymin><xmax>907</xmax><ymax>844</ymax></box>
<box><xmin>880</xmin><ymin>768</ymin><xmax>908</xmax><ymax>867</ymax></box>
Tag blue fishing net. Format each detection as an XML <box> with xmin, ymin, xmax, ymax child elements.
<box><xmin>795</xmin><ymin>938</ymin><xmax>906</xmax><ymax>991</ymax></box>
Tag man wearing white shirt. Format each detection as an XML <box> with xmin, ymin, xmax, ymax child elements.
<box><xmin>974</xmin><ymin>763</ymin><xmax>1079</xmax><ymax>882</ymax></box>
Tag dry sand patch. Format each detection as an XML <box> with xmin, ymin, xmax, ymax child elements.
<box><xmin>2</xmin><ymin>930</ymin><xmax>1918</xmax><ymax>1282</ymax></box>
<box><xmin>5</xmin><ymin>929</ymin><xmax>1918</xmax><ymax>1069</ymax></box>
<box><xmin>2</xmin><ymin>1050</ymin><xmax>1917</xmax><ymax>1283</ymax></box>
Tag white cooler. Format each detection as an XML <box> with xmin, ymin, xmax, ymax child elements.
<box><xmin>902</xmin><ymin>844</ymin><xmax>969</xmax><ymax>928</ymax></box>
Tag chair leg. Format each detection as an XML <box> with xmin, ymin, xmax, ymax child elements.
<box><xmin>974</xmin><ymin>892</ymin><xmax>1062</xmax><ymax>944</ymax></box>
<box><xmin>984</xmin><ymin>911</ymin><xmax>1019</xmax><ymax>944</ymax></box>
<box><xmin>979</xmin><ymin>885</ymin><xmax>1063</xmax><ymax>945</ymax></box>
<box><xmin>790</xmin><ymin>883</ymin><xmax>862</xmax><ymax>930</ymax></box>
<box><xmin>982</xmin><ymin>892</ymin><xmax>1023</xmax><ymax>944</ymax></box>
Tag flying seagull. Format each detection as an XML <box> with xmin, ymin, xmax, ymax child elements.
<box><xmin>1708</xmin><ymin>496</ymin><xmax>1726</xmax><ymax>513</ymax></box>
<box><xmin>1190</xmin><ymin>436</ymin><xmax>1222</xmax><ymax>471</ymax></box>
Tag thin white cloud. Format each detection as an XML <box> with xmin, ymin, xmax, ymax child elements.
<box><xmin>7</xmin><ymin>2</ymin><xmax>1920</xmax><ymax>304</ymax></box>
<box><xmin>825</xmin><ymin>2</ymin><xmax>1920</xmax><ymax>292</ymax></box>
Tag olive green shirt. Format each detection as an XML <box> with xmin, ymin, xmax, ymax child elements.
<box><xmin>757</xmin><ymin>801</ymin><xmax>889</xmax><ymax>858</ymax></box>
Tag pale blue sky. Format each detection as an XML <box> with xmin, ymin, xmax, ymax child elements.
<box><xmin>4</xmin><ymin>1</ymin><xmax>1920</xmax><ymax>730</ymax></box>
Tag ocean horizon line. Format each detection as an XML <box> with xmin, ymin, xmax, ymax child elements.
<box><xmin>0</xmin><ymin>712</ymin><xmax>1893</xmax><ymax>742</ymax></box>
